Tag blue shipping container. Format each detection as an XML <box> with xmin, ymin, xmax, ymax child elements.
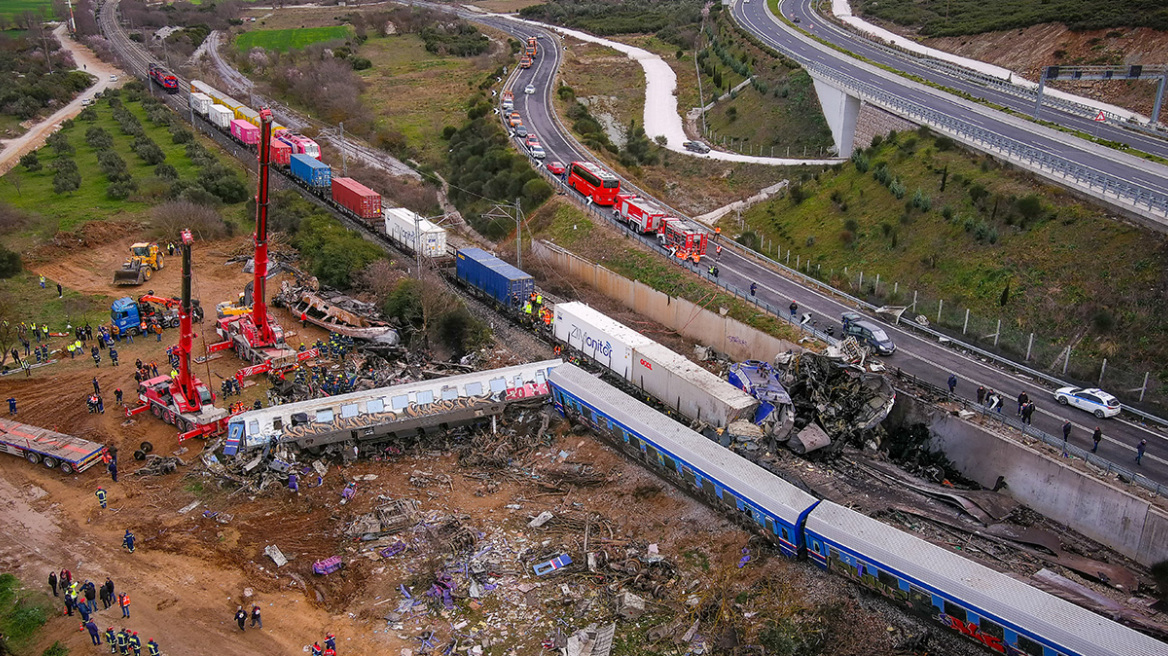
<box><xmin>290</xmin><ymin>154</ymin><xmax>331</xmax><ymax>188</ymax></box>
<box><xmin>456</xmin><ymin>248</ymin><xmax>534</xmax><ymax>308</ymax></box>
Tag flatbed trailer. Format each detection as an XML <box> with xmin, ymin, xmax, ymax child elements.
<box><xmin>0</xmin><ymin>418</ymin><xmax>106</xmax><ymax>474</ymax></box>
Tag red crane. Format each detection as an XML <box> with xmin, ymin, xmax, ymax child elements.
<box><xmin>250</xmin><ymin>107</ymin><xmax>277</xmax><ymax>348</ymax></box>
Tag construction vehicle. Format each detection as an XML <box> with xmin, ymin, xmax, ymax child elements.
<box><xmin>210</xmin><ymin>108</ymin><xmax>310</xmax><ymax>374</ymax></box>
<box><xmin>112</xmin><ymin>243</ymin><xmax>164</xmax><ymax>286</ymax></box>
<box><xmin>110</xmin><ymin>292</ymin><xmax>203</xmax><ymax>335</ymax></box>
<box><xmin>525</xmin><ymin>36</ymin><xmax>537</xmax><ymax>58</ymax></box>
<box><xmin>126</xmin><ymin>230</ymin><xmax>231</xmax><ymax>440</ymax></box>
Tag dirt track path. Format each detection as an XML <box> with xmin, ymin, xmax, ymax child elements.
<box><xmin>0</xmin><ymin>24</ymin><xmax>126</xmax><ymax>176</ymax></box>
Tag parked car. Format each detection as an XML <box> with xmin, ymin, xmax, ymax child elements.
<box><xmin>515</xmin><ymin>124</ymin><xmax>528</xmax><ymax>138</ymax></box>
<box><xmin>80</xmin><ymin>98</ymin><xmax>92</xmax><ymax>106</ymax></box>
<box><xmin>524</xmin><ymin>84</ymin><xmax>536</xmax><ymax>95</ymax></box>
<box><xmin>841</xmin><ymin>312</ymin><xmax>895</xmax><ymax>356</ymax></box>
<box><xmin>683</xmin><ymin>140</ymin><xmax>711</xmax><ymax>153</ymax></box>
<box><xmin>1053</xmin><ymin>386</ymin><xmax>1121</xmax><ymax>419</ymax></box>
<box><xmin>546</xmin><ymin>161</ymin><xmax>566</xmax><ymax>175</ymax></box>
<box><xmin>109</xmin><ymin>74</ymin><xmax>119</xmax><ymax>81</ymax></box>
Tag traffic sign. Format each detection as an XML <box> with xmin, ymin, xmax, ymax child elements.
<box><xmin>1094</xmin><ymin>111</ymin><xmax>1107</xmax><ymax>122</ymax></box>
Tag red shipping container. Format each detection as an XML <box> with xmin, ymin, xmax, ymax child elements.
<box><xmin>230</xmin><ymin>119</ymin><xmax>259</xmax><ymax>145</ymax></box>
<box><xmin>331</xmin><ymin>177</ymin><xmax>381</xmax><ymax>220</ymax></box>
<box><xmin>269</xmin><ymin>139</ymin><xmax>292</xmax><ymax>167</ymax></box>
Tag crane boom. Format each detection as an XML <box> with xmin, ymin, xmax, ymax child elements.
<box><xmin>177</xmin><ymin>229</ymin><xmax>198</xmax><ymax>409</ymax></box>
<box><xmin>252</xmin><ymin>108</ymin><xmax>276</xmax><ymax>346</ymax></box>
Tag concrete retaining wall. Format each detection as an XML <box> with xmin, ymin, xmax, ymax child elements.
<box><xmin>889</xmin><ymin>393</ymin><xmax>1168</xmax><ymax>567</ymax></box>
<box><xmin>532</xmin><ymin>240</ymin><xmax>800</xmax><ymax>362</ymax></box>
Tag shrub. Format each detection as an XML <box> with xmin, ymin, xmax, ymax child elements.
<box><xmin>435</xmin><ymin>306</ymin><xmax>489</xmax><ymax>356</ymax></box>
<box><xmin>788</xmin><ymin>185</ymin><xmax>811</xmax><ymax>204</ymax></box>
<box><xmin>384</xmin><ymin>278</ymin><xmax>423</xmax><ymax>328</ymax></box>
<box><xmin>47</xmin><ymin>132</ymin><xmax>74</xmax><ymax>156</ymax></box>
<box><xmin>19</xmin><ymin>151</ymin><xmax>41</xmax><ymax>172</ymax></box>
<box><xmin>350</xmin><ymin>57</ymin><xmax>372</xmax><ymax>70</ymax></box>
<box><xmin>152</xmin><ymin>200</ymin><xmax>230</xmax><ymax>240</ymax></box>
<box><xmin>154</xmin><ymin>163</ymin><xmax>178</xmax><ymax>180</ymax></box>
<box><xmin>888</xmin><ymin>178</ymin><xmax>906</xmax><ymax>199</ymax></box>
<box><xmin>0</xmin><ymin>244</ymin><xmax>22</xmax><ymax>278</ymax></box>
<box><xmin>1017</xmin><ymin>194</ymin><xmax>1043</xmax><ymax>221</ymax></box>
<box><xmin>850</xmin><ymin>150</ymin><xmax>869</xmax><ymax>173</ymax></box>
<box><xmin>106</xmin><ymin>179</ymin><xmax>138</xmax><ymax>200</ymax></box>
<box><xmin>170</xmin><ymin>126</ymin><xmax>194</xmax><ymax>144</ymax></box>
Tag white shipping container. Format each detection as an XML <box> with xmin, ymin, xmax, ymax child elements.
<box><xmin>552</xmin><ymin>302</ymin><xmax>652</xmax><ymax>381</ymax></box>
<box><xmin>383</xmin><ymin>207</ymin><xmax>447</xmax><ymax>258</ymax></box>
<box><xmin>189</xmin><ymin>92</ymin><xmax>213</xmax><ymax>117</ymax></box>
<box><xmin>630</xmin><ymin>342</ymin><xmax>758</xmax><ymax>428</ymax></box>
<box><xmin>208</xmin><ymin>104</ymin><xmax>233</xmax><ymax>130</ymax></box>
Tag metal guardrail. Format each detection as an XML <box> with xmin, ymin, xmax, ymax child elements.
<box><xmin>900</xmin><ymin>372</ymin><xmax>1167</xmax><ymax>499</ymax></box>
<box><xmin>732</xmin><ymin>9</ymin><xmax>1168</xmax><ymax>220</ymax></box>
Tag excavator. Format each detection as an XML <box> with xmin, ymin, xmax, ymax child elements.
<box><xmin>112</xmin><ymin>242</ymin><xmax>164</xmax><ymax>286</ymax></box>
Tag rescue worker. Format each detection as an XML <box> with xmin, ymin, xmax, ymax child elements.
<box><xmin>235</xmin><ymin>606</ymin><xmax>247</xmax><ymax>631</ymax></box>
<box><xmin>119</xmin><ymin>592</ymin><xmax>130</xmax><ymax>617</ymax></box>
<box><xmin>115</xmin><ymin>388</ymin><xmax>123</xmax><ymax>405</ymax></box>
<box><xmin>251</xmin><ymin>604</ymin><xmax>262</xmax><ymax>628</ymax></box>
<box><xmin>325</xmin><ymin>633</ymin><xmax>336</xmax><ymax>651</ymax></box>
<box><xmin>311</xmin><ymin>643</ymin><xmax>323</xmax><ymax>656</ymax></box>
<box><xmin>122</xmin><ymin>530</ymin><xmax>135</xmax><ymax>554</ymax></box>
<box><xmin>110</xmin><ymin>347</ymin><xmax>119</xmax><ymax>366</ymax></box>
<box><xmin>750</xmin><ymin>282</ymin><xmax>758</xmax><ymax>296</ymax></box>
<box><xmin>146</xmin><ymin>638</ymin><xmax>160</xmax><ymax>656</ymax></box>
<box><xmin>96</xmin><ymin>487</ymin><xmax>107</xmax><ymax>509</ymax></box>
<box><xmin>116</xmin><ymin>628</ymin><xmax>129</xmax><ymax>655</ymax></box>
<box><xmin>105</xmin><ymin>627</ymin><xmax>117</xmax><ymax>653</ymax></box>
<box><xmin>128</xmin><ymin>631</ymin><xmax>142</xmax><ymax>656</ymax></box>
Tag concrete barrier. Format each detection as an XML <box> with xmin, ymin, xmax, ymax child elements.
<box><xmin>889</xmin><ymin>393</ymin><xmax>1168</xmax><ymax>567</ymax></box>
<box><xmin>532</xmin><ymin>240</ymin><xmax>800</xmax><ymax>362</ymax></box>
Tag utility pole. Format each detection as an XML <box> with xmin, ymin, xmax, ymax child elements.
<box><xmin>514</xmin><ymin>197</ymin><xmax>523</xmax><ymax>271</ymax></box>
<box><xmin>413</xmin><ymin>211</ymin><xmax>422</xmax><ymax>280</ymax></box>
<box><xmin>339</xmin><ymin>122</ymin><xmax>348</xmax><ymax>177</ymax></box>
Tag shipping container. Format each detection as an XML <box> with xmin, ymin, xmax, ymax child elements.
<box><xmin>269</xmin><ymin>138</ymin><xmax>292</xmax><ymax>167</ymax></box>
<box><xmin>332</xmin><ymin>177</ymin><xmax>381</xmax><ymax>220</ymax></box>
<box><xmin>629</xmin><ymin>342</ymin><xmax>757</xmax><ymax>428</ymax></box>
<box><xmin>456</xmin><ymin>248</ymin><xmax>533</xmax><ymax>309</ymax></box>
<box><xmin>289</xmin><ymin>154</ymin><xmax>331</xmax><ymax>189</ymax></box>
<box><xmin>230</xmin><ymin>119</ymin><xmax>260</xmax><ymax>145</ymax></box>
<box><xmin>383</xmin><ymin>207</ymin><xmax>447</xmax><ymax>257</ymax></box>
<box><xmin>208</xmin><ymin>104</ymin><xmax>234</xmax><ymax>130</ymax></box>
<box><xmin>189</xmin><ymin>92</ymin><xmax>213</xmax><ymax>117</ymax></box>
<box><xmin>190</xmin><ymin>80</ymin><xmax>216</xmax><ymax>98</ymax></box>
<box><xmin>552</xmin><ymin>302</ymin><xmax>653</xmax><ymax>381</ymax></box>
<box><xmin>213</xmin><ymin>92</ymin><xmax>245</xmax><ymax>112</ymax></box>
<box><xmin>235</xmin><ymin>105</ymin><xmax>260</xmax><ymax>126</ymax></box>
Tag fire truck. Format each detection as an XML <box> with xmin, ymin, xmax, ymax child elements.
<box><xmin>658</xmin><ymin>218</ymin><xmax>708</xmax><ymax>262</ymax></box>
<box><xmin>615</xmin><ymin>194</ymin><xmax>668</xmax><ymax>234</ymax></box>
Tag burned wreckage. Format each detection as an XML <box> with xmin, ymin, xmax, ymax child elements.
<box><xmin>726</xmin><ymin>351</ymin><xmax>895</xmax><ymax>456</ymax></box>
<box><xmin>273</xmin><ymin>279</ymin><xmax>400</xmax><ymax>345</ymax></box>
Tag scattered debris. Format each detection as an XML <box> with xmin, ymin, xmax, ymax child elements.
<box><xmin>616</xmin><ymin>591</ymin><xmax>645</xmax><ymax>619</ymax></box>
<box><xmin>264</xmin><ymin>544</ymin><xmax>288</xmax><ymax>567</ymax></box>
<box><xmin>313</xmin><ymin>555</ymin><xmax>343</xmax><ymax>575</ymax></box>
<box><xmin>533</xmin><ymin>554</ymin><xmax>572</xmax><ymax>576</ymax></box>
<box><xmin>275</xmin><ymin>279</ymin><xmax>400</xmax><ymax>344</ymax></box>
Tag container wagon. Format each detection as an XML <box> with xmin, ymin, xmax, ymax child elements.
<box><xmin>383</xmin><ymin>207</ymin><xmax>447</xmax><ymax>258</ymax></box>
<box><xmin>235</xmin><ymin>105</ymin><xmax>260</xmax><ymax>127</ymax></box>
<box><xmin>332</xmin><ymin>177</ymin><xmax>381</xmax><ymax>220</ymax></box>
<box><xmin>455</xmin><ymin>248</ymin><xmax>533</xmax><ymax>309</ymax></box>
<box><xmin>208</xmin><ymin>105</ymin><xmax>233</xmax><ymax>130</ymax></box>
<box><xmin>189</xmin><ymin>93</ymin><xmax>213</xmax><ymax>118</ymax></box>
<box><xmin>230</xmin><ymin>119</ymin><xmax>260</xmax><ymax>145</ymax></box>
<box><xmin>552</xmin><ymin>301</ymin><xmax>653</xmax><ymax>381</ymax></box>
<box><xmin>0</xmin><ymin>418</ymin><xmax>106</xmax><ymax>474</ymax></box>
<box><xmin>629</xmin><ymin>341</ymin><xmax>757</xmax><ymax>428</ymax></box>
<box><xmin>289</xmin><ymin>154</ymin><xmax>331</xmax><ymax>189</ymax></box>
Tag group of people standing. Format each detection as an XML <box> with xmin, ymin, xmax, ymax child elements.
<box><xmin>48</xmin><ymin>570</ymin><xmax>151</xmax><ymax>652</ymax></box>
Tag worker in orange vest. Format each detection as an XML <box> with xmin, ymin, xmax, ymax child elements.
<box><xmin>119</xmin><ymin>592</ymin><xmax>130</xmax><ymax>618</ymax></box>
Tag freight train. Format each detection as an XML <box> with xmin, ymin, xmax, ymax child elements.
<box><xmin>548</xmin><ymin>362</ymin><xmax>1165</xmax><ymax>656</ymax></box>
<box><xmin>148</xmin><ymin>64</ymin><xmax>178</xmax><ymax>93</ymax></box>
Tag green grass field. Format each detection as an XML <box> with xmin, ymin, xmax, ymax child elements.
<box><xmin>235</xmin><ymin>25</ymin><xmax>351</xmax><ymax>52</ymax></box>
<box><xmin>0</xmin><ymin>0</ymin><xmax>52</xmax><ymax>23</ymax></box>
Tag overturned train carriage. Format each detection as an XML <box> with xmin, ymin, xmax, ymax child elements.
<box><xmin>224</xmin><ymin>360</ymin><xmax>561</xmax><ymax>455</ymax></box>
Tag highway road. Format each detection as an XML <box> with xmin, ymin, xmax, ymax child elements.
<box><xmin>783</xmin><ymin>0</ymin><xmax>1168</xmax><ymax>159</ymax></box>
<box><xmin>477</xmin><ymin>11</ymin><xmax>1168</xmax><ymax>491</ymax></box>
<box><xmin>732</xmin><ymin>1</ymin><xmax>1168</xmax><ymax>200</ymax></box>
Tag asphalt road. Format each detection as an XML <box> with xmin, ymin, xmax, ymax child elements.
<box><xmin>782</xmin><ymin>0</ymin><xmax>1168</xmax><ymax>160</ymax></box>
<box><xmin>733</xmin><ymin>1</ymin><xmax>1168</xmax><ymax>199</ymax></box>
<box><xmin>477</xmin><ymin>12</ymin><xmax>1168</xmax><ymax>489</ymax></box>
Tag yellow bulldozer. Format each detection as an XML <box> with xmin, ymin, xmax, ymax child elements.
<box><xmin>112</xmin><ymin>243</ymin><xmax>165</xmax><ymax>286</ymax></box>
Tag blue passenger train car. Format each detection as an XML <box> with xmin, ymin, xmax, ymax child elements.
<box><xmin>455</xmin><ymin>248</ymin><xmax>535</xmax><ymax>310</ymax></box>
<box><xmin>549</xmin><ymin>363</ymin><xmax>819</xmax><ymax>557</ymax></box>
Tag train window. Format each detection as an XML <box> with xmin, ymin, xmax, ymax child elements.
<box><xmin>781</xmin><ymin>527</ymin><xmax>790</xmax><ymax>542</ymax></box>
<box><xmin>908</xmin><ymin>585</ymin><xmax>932</xmax><ymax>611</ymax></box>
<box><xmin>683</xmin><ymin>468</ymin><xmax>697</xmax><ymax>485</ymax></box>
<box><xmin>1015</xmin><ymin>634</ymin><xmax>1043</xmax><ymax>656</ymax></box>
<box><xmin>249</xmin><ymin>420</ymin><xmax>259</xmax><ymax>434</ymax></box>
<box><xmin>316</xmin><ymin>409</ymin><xmax>334</xmax><ymax>423</ymax></box>
<box><xmin>465</xmin><ymin>382</ymin><xmax>483</xmax><ymax>397</ymax></box>
<box><xmin>583</xmin><ymin>406</ymin><xmax>594</xmax><ymax>422</ymax></box>
<box><xmin>765</xmin><ymin>517</ymin><xmax>775</xmax><ymax>534</ymax></box>
<box><xmin>367</xmin><ymin>399</ymin><xmax>385</xmax><ymax>414</ymax></box>
<box><xmin>535</xmin><ymin>370</ymin><xmax>546</xmax><ymax>384</ymax></box>
<box><xmin>489</xmin><ymin>377</ymin><xmax>507</xmax><ymax>395</ymax></box>
<box><xmin>702</xmin><ymin>479</ymin><xmax>716</xmax><ymax>497</ymax></box>
<box><xmin>415</xmin><ymin>390</ymin><xmax>434</xmax><ymax>406</ymax></box>
<box><xmin>392</xmin><ymin>395</ymin><xmax>410</xmax><ymax>411</ymax></box>
<box><xmin>340</xmin><ymin>404</ymin><xmax>359</xmax><ymax>419</ymax></box>
<box><xmin>272</xmin><ymin>417</ymin><xmax>282</xmax><ymax>430</ymax></box>
<box><xmin>621</xmin><ymin>428</ymin><xmax>630</xmax><ymax>443</ymax></box>
<box><xmin>877</xmin><ymin>569</ymin><xmax>899</xmax><ymax>589</ymax></box>
<box><xmin>441</xmin><ymin>387</ymin><xmax>459</xmax><ymax>401</ymax></box>
<box><xmin>977</xmin><ymin>617</ymin><xmax>1004</xmax><ymax>641</ymax></box>
<box><xmin>943</xmin><ymin>600</ymin><xmax>968</xmax><ymax>624</ymax></box>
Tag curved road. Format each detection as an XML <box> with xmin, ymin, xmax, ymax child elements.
<box><xmin>733</xmin><ymin>1</ymin><xmax>1168</xmax><ymax>201</ymax></box>
<box><xmin>785</xmin><ymin>0</ymin><xmax>1168</xmax><ymax>159</ymax></box>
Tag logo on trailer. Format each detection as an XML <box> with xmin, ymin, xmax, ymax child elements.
<box><xmin>639</xmin><ymin>358</ymin><xmax>653</xmax><ymax>370</ymax></box>
<box><xmin>568</xmin><ymin>325</ymin><xmax>612</xmax><ymax>358</ymax></box>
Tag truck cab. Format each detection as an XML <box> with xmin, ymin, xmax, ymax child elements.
<box><xmin>841</xmin><ymin>312</ymin><xmax>895</xmax><ymax>355</ymax></box>
<box><xmin>111</xmin><ymin>297</ymin><xmax>143</xmax><ymax>335</ymax></box>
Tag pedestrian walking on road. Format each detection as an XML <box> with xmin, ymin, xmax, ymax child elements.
<box><xmin>1021</xmin><ymin>402</ymin><xmax>1035</xmax><ymax>426</ymax></box>
<box><xmin>1092</xmin><ymin>427</ymin><xmax>1102</xmax><ymax>453</ymax></box>
<box><xmin>250</xmin><ymin>604</ymin><xmax>262</xmax><ymax>628</ymax></box>
<box><xmin>947</xmin><ymin>374</ymin><xmax>957</xmax><ymax>395</ymax></box>
<box><xmin>235</xmin><ymin>606</ymin><xmax>247</xmax><ymax>631</ymax></box>
<box><xmin>49</xmin><ymin>571</ymin><xmax>58</xmax><ymax>597</ymax></box>
<box><xmin>1062</xmin><ymin>421</ymin><xmax>1072</xmax><ymax>457</ymax></box>
<box><xmin>122</xmin><ymin>530</ymin><xmax>135</xmax><ymax>553</ymax></box>
<box><xmin>1137</xmin><ymin>439</ymin><xmax>1147</xmax><ymax>465</ymax></box>
<box><xmin>96</xmin><ymin>487</ymin><xmax>107</xmax><ymax>509</ymax></box>
<box><xmin>789</xmin><ymin>300</ymin><xmax>798</xmax><ymax>319</ymax></box>
<box><xmin>1016</xmin><ymin>391</ymin><xmax>1029</xmax><ymax>416</ymax></box>
<box><xmin>119</xmin><ymin>593</ymin><xmax>130</xmax><ymax>618</ymax></box>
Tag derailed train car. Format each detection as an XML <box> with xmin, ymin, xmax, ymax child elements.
<box><xmin>224</xmin><ymin>360</ymin><xmax>560</xmax><ymax>455</ymax></box>
<box><xmin>549</xmin><ymin>363</ymin><xmax>1167</xmax><ymax>656</ymax></box>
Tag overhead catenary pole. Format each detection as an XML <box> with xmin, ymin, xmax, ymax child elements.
<box><xmin>514</xmin><ymin>198</ymin><xmax>523</xmax><ymax>271</ymax></box>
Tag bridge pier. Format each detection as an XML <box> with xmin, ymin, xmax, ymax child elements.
<box><xmin>811</xmin><ymin>77</ymin><xmax>861</xmax><ymax>157</ymax></box>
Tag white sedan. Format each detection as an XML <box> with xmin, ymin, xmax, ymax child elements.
<box><xmin>524</xmin><ymin>84</ymin><xmax>536</xmax><ymax>95</ymax></box>
<box><xmin>1053</xmin><ymin>386</ymin><xmax>1121</xmax><ymax>419</ymax></box>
